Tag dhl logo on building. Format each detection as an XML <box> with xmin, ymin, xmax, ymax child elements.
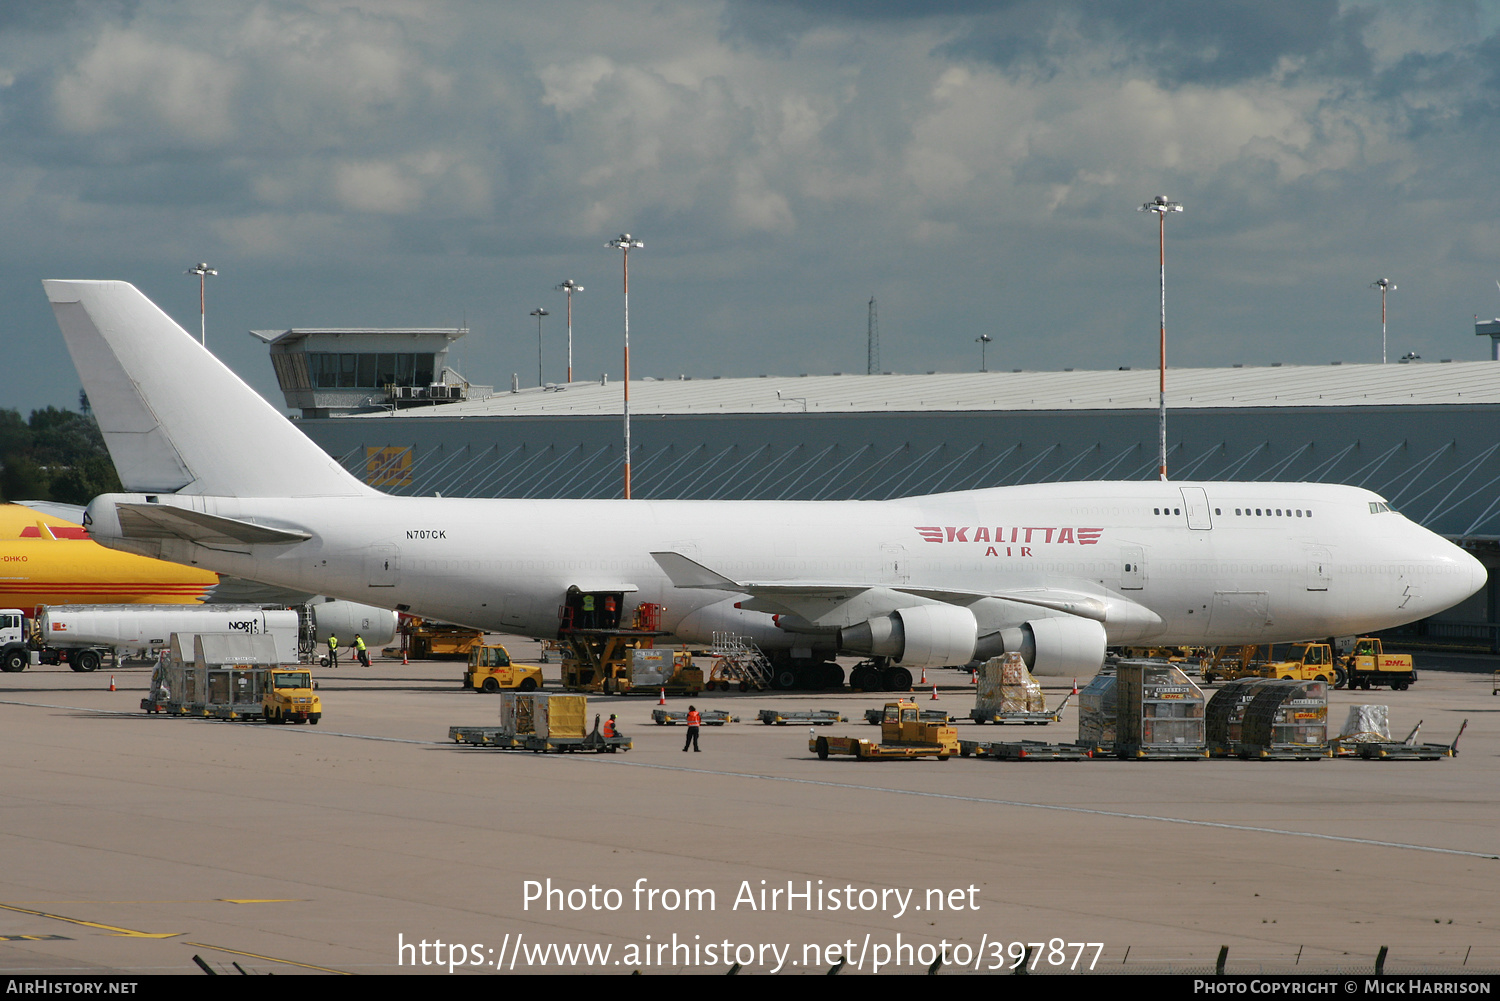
<box><xmin>366</xmin><ymin>446</ymin><xmax>414</xmax><ymax>488</ymax></box>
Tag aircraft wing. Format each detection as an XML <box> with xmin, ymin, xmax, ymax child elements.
<box><xmin>650</xmin><ymin>551</ymin><xmax>1109</xmax><ymax>623</ymax></box>
<box><xmin>113</xmin><ymin>503</ymin><xmax>312</xmax><ymax>546</ymax></box>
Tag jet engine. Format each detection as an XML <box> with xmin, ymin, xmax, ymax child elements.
<box><xmin>839</xmin><ymin>604</ymin><xmax>978</xmax><ymax>669</ymax></box>
<box><xmin>311</xmin><ymin>600</ymin><xmax>399</xmax><ymax>646</ymax></box>
<box><xmin>990</xmin><ymin>616</ymin><xmax>1107</xmax><ymax>676</ymax></box>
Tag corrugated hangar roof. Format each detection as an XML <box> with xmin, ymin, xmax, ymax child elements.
<box><xmin>349</xmin><ymin>360</ymin><xmax>1500</xmax><ymax>418</ymax></box>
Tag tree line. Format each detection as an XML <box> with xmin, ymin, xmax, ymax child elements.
<box><xmin>0</xmin><ymin>397</ymin><xmax>122</xmax><ymax>505</ymax></box>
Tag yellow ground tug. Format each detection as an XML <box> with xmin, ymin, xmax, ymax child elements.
<box><xmin>1264</xmin><ymin>643</ymin><xmax>1340</xmax><ymax>684</ymax></box>
<box><xmin>1342</xmin><ymin>637</ymin><xmax>1416</xmax><ymax>690</ymax></box>
<box><xmin>811</xmin><ymin>700</ymin><xmax>959</xmax><ymax>760</ymax></box>
<box><xmin>463</xmin><ymin>642</ymin><xmax>543</xmax><ymax>693</ymax></box>
<box><xmin>1201</xmin><ymin>644</ymin><xmax>1337</xmax><ymax>685</ymax></box>
<box><xmin>262</xmin><ymin>667</ymin><xmax>322</xmax><ymax>723</ymax></box>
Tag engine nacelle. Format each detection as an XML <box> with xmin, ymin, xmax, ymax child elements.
<box><xmin>840</xmin><ymin>604</ymin><xmax>978</xmax><ymax>669</ymax></box>
<box><xmin>311</xmin><ymin>600</ymin><xmax>398</xmax><ymax>646</ymax></box>
<box><xmin>994</xmin><ymin>616</ymin><xmax>1107</xmax><ymax>676</ymax></box>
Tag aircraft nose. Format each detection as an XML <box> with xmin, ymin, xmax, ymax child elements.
<box><xmin>1462</xmin><ymin>547</ymin><xmax>1488</xmax><ymax>601</ymax></box>
<box><xmin>1430</xmin><ymin>541</ymin><xmax>1487</xmax><ymax>613</ymax></box>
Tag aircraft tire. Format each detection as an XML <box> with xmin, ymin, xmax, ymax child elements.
<box><xmin>882</xmin><ymin>666</ymin><xmax>912</xmax><ymax>691</ymax></box>
<box><xmin>771</xmin><ymin>667</ymin><xmax>797</xmax><ymax>690</ymax></box>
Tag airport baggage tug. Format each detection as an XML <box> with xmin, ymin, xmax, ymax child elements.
<box><xmin>811</xmin><ymin>700</ymin><xmax>958</xmax><ymax>760</ymax></box>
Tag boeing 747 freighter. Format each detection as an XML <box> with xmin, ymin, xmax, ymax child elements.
<box><xmin>44</xmin><ymin>280</ymin><xmax>1485</xmax><ymax>681</ymax></box>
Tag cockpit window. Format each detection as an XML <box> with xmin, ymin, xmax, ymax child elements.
<box><xmin>1369</xmin><ymin>501</ymin><xmax>1392</xmax><ymax>514</ymax></box>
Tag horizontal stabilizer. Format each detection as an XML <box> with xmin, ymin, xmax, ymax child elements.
<box><xmin>116</xmin><ymin>503</ymin><xmax>312</xmax><ymax>546</ymax></box>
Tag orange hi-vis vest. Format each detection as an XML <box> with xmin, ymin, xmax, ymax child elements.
<box><xmin>603</xmin><ymin>718</ymin><xmax>618</xmax><ymax>738</ymax></box>
<box><xmin>686</xmin><ymin>710</ymin><xmax>701</xmax><ymax>726</ymax></box>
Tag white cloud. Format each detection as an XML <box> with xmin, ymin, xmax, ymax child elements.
<box><xmin>53</xmin><ymin>26</ymin><xmax>239</xmax><ymax>143</ymax></box>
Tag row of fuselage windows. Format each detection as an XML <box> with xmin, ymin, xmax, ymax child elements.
<box><xmin>307</xmin><ymin>352</ymin><xmax>438</xmax><ymax>390</ymax></box>
<box><xmin>1151</xmin><ymin>505</ymin><xmax>1315</xmax><ymax>518</ymax></box>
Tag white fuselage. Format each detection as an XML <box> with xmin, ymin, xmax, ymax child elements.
<box><xmin>84</xmin><ymin>479</ymin><xmax>1484</xmax><ymax>656</ymax></box>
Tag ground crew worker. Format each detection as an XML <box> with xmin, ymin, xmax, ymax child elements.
<box><xmin>354</xmin><ymin>633</ymin><xmax>369</xmax><ymax>668</ymax></box>
<box><xmin>682</xmin><ymin>704</ymin><xmax>701</xmax><ymax>752</ymax></box>
<box><xmin>327</xmin><ymin>634</ymin><xmax>339</xmax><ymax>667</ymax></box>
<box><xmin>603</xmin><ymin>713</ymin><xmax>620</xmax><ymax>739</ymax></box>
<box><xmin>581</xmin><ymin>593</ymin><xmax>595</xmax><ymax>628</ymax></box>
<box><xmin>603</xmin><ymin>595</ymin><xmax>617</xmax><ymax>627</ymax></box>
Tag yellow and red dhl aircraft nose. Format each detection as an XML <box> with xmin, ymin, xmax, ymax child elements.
<box><xmin>0</xmin><ymin>504</ymin><xmax>217</xmax><ymax>616</ymax></box>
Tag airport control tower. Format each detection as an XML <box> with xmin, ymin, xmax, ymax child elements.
<box><xmin>1477</xmin><ymin>317</ymin><xmax>1500</xmax><ymax>361</ymax></box>
<box><xmin>250</xmin><ymin>327</ymin><xmax>492</xmax><ymax>418</ymax></box>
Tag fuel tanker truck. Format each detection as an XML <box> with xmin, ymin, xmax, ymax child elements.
<box><xmin>0</xmin><ymin>600</ymin><xmax>395</xmax><ymax>672</ymax></box>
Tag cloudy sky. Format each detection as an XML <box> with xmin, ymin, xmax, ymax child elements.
<box><xmin>5</xmin><ymin>0</ymin><xmax>1500</xmax><ymax>415</ymax></box>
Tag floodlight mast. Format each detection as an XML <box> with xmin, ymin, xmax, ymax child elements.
<box><xmin>1371</xmin><ymin>278</ymin><xmax>1396</xmax><ymax>364</ymax></box>
<box><xmin>1139</xmin><ymin>195</ymin><xmax>1182</xmax><ymax>482</ymax></box>
<box><xmin>606</xmin><ymin>234</ymin><xmax>644</xmax><ymax>499</ymax></box>
<box><xmin>556</xmin><ymin>279</ymin><xmax>584</xmax><ymax>383</ymax></box>
<box><xmin>530</xmin><ymin>308</ymin><xmax>550</xmax><ymax>386</ymax></box>
<box><xmin>976</xmin><ymin>333</ymin><xmax>993</xmax><ymax>372</ymax></box>
<box><xmin>184</xmin><ymin>263</ymin><xmax>217</xmax><ymax>346</ymax></box>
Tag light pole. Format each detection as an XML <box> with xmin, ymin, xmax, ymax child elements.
<box><xmin>530</xmin><ymin>308</ymin><xmax>550</xmax><ymax>386</ymax></box>
<box><xmin>976</xmin><ymin>333</ymin><xmax>992</xmax><ymax>372</ymax></box>
<box><xmin>606</xmin><ymin>233</ymin><xmax>643</xmax><ymax>499</ymax></box>
<box><xmin>185</xmin><ymin>262</ymin><xmax>217</xmax><ymax>346</ymax></box>
<box><xmin>1371</xmin><ymin>278</ymin><xmax>1396</xmax><ymax>364</ymax></box>
<box><xmin>555</xmin><ymin>279</ymin><xmax>584</xmax><ymax>384</ymax></box>
<box><xmin>1139</xmin><ymin>195</ymin><xmax>1183</xmax><ymax>482</ymax></box>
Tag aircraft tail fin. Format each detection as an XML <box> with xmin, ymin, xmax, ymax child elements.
<box><xmin>44</xmin><ymin>280</ymin><xmax>370</xmax><ymax>498</ymax></box>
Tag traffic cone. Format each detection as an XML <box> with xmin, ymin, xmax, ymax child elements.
<box><xmin>930</xmin><ymin>684</ymin><xmax>939</xmax><ymax>701</ymax></box>
<box><xmin>402</xmin><ymin>649</ymin><xmax>409</xmax><ymax>665</ymax></box>
<box><xmin>109</xmin><ymin>675</ymin><xmax>116</xmax><ymax>692</ymax></box>
<box><xmin>919</xmin><ymin>667</ymin><xmax>927</xmax><ymax>685</ymax></box>
<box><xmin>1071</xmin><ymin>678</ymin><xmax>1079</xmax><ymax>696</ymax></box>
<box><xmin>658</xmin><ymin>687</ymin><xmax>666</xmax><ymax>705</ymax></box>
<box><xmin>970</xmin><ymin>669</ymin><xmax>978</xmax><ymax>685</ymax></box>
